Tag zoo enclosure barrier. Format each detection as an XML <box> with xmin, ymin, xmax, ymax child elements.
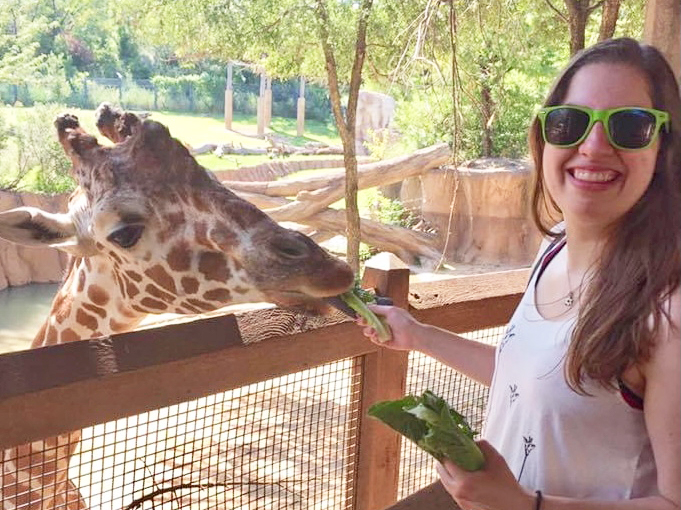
<box><xmin>0</xmin><ymin>255</ymin><xmax>529</xmax><ymax>510</ymax></box>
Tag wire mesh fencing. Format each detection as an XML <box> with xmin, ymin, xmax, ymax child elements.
<box><xmin>2</xmin><ymin>326</ymin><xmax>505</xmax><ymax>510</ymax></box>
<box><xmin>398</xmin><ymin>326</ymin><xmax>506</xmax><ymax>499</ymax></box>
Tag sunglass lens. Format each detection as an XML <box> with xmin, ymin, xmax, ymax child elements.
<box><xmin>544</xmin><ymin>108</ymin><xmax>590</xmax><ymax>146</ymax></box>
<box><xmin>609</xmin><ymin>109</ymin><xmax>656</xmax><ymax>149</ymax></box>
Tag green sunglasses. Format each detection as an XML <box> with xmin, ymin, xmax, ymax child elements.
<box><xmin>537</xmin><ymin>105</ymin><xmax>670</xmax><ymax>150</ymax></box>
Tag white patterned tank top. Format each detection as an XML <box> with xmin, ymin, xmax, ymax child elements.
<box><xmin>482</xmin><ymin>238</ymin><xmax>657</xmax><ymax>499</ymax></box>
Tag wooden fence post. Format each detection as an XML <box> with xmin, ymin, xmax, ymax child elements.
<box><xmin>225</xmin><ymin>63</ymin><xmax>233</xmax><ymax>130</ymax></box>
<box><xmin>353</xmin><ymin>252</ymin><xmax>411</xmax><ymax>510</ymax></box>
<box><xmin>297</xmin><ymin>77</ymin><xmax>306</xmax><ymax>137</ymax></box>
<box><xmin>264</xmin><ymin>76</ymin><xmax>273</xmax><ymax>128</ymax></box>
<box><xmin>257</xmin><ymin>72</ymin><xmax>266</xmax><ymax>137</ymax></box>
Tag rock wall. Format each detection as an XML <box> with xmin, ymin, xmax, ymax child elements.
<box><xmin>355</xmin><ymin>90</ymin><xmax>396</xmax><ymax>156</ymax></box>
<box><xmin>400</xmin><ymin>158</ymin><xmax>542</xmax><ymax>266</ymax></box>
<box><xmin>0</xmin><ymin>191</ymin><xmax>70</xmax><ymax>290</ymax></box>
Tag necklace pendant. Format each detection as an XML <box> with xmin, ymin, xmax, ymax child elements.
<box><xmin>564</xmin><ymin>292</ymin><xmax>574</xmax><ymax>308</ymax></box>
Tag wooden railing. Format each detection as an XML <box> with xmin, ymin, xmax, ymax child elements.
<box><xmin>0</xmin><ymin>254</ymin><xmax>529</xmax><ymax>510</ymax></box>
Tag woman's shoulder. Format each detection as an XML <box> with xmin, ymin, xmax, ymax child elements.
<box><xmin>644</xmin><ymin>287</ymin><xmax>680</xmax><ymax>374</ymax></box>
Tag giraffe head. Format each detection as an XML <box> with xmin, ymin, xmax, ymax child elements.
<box><xmin>0</xmin><ymin>104</ymin><xmax>354</xmax><ymax>323</ymax></box>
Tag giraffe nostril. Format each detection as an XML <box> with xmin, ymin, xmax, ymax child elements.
<box><xmin>273</xmin><ymin>236</ymin><xmax>310</xmax><ymax>260</ymax></box>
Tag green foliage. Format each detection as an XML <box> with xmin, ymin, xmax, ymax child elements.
<box><xmin>0</xmin><ymin>104</ymin><xmax>74</xmax><ymax>194</ymax></box>
<box><xmin>0</xmin><ymin>0</ymin><xmax>649</xmax><ymax>163</ymax></box>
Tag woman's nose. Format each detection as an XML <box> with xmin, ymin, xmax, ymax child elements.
<box><xmin>578</xmin><ymin>120</ymin><xmax>615</xmax><ymax>155</ymax></box>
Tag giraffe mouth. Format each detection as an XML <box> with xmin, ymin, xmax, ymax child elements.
<box><xmin>263</xmin><ymin>291</ymin><xmax>341</xmax><ymax>316</ymax></box>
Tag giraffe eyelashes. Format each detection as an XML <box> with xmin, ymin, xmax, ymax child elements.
<box><xmin>107</xmin><ymin>224</ymin><xmax>145</xmax><ymax>248</ymax></box>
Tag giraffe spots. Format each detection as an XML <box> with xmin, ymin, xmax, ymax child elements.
<box><xmin>212</xmin><ymin>222</ymin><xmax>238</xmax><ymax>252</ymax></box>
<box><xmin>198</xmin><ymin>252</ymin><xmax>231</xmax><ymax>282</ymax></box>
<box><xmin>140</xmin><ymin>297</ymin><xmax>168</xmax><ymax>311</ymax></box>
<box><xmin>145</xmin><ymin>284</ymin><xmax>175</xmax><ymax>304</ymax></box>
<box><xmin>125</xmin><ymin>270</ymin><xmax>143</xmax><ymax>282</ymax></box>
<box><xmin>76</xmin><ymin>309</ymin><xmax>99</xmax><ymax>332</ymax></box>
<box><xmin>178</xmin><ymin>302</ymin><xmax>205</xmax><ymax>314</ymax></box>
<box><xmin>108</xmin><ymin>251</ymin><xmax>123</xmax><ymax>265</ymax></box>
<box><xmin>61</xmin><ymin>328</ymin><xmax>80</xmax><ymax>343</ymax></box>
<box><xmin>109</xmin><ymin>318</ymin><xmax>128</xmax><ymax>332</ymax></box>
<box><xmin>87</xmin><ymin>284</ymin><xmax>110</xmax><ymax>306</ymax></box>
<box><xmin>194</xmin><ymin>222</ymin><xmax>211</xmax><ymax>248</ymax></box>
<box><xmin>83</xmin><ymin>303</ymin><xmax>107</xmax><ymax>319</ymax></box>
<box><xmin>124</xmin><ymin>278</ymin><xmax>140</xmax><ymax>299</ymax></box>
<box><xmin>114</xmin><ymin>272</ymin><xmax>127</xmax><ymax>297</ymax></box>
<box><xmin>192</xmin><ymin>193</ymin><xmax>211</xmax><ymax>213</ymax></box>
<box><xmin>234</xmin><ymin>286</ymin><xmax>250</xmax><ymax>295</ymax></box>
<box><xmin>116</xmin><ymin>303</ymin><xmax>136</xmax><ymax>319</ymax></box>
<box><xmin>181</xmin><ymin>276</ymin><xmax>199</xmax><ymax>294</ymax></box>
<box><xmin>158</xmin><ymin>212</ymin><xmax>185</xmax><ymax>242</ymax></box>
<box><xmin>167</xmin><ymin>241</ymin><xmax>192</xmax><ymax>272</ymax></box>
<box><xmin>84</xmin><ymin>258</ymin><xmax>92</xmax><ymax>271</ymax></box>
<box><xmin>77</xmin><ymin>269</ymin><xmax>86</xmax><ymax>292</ymax></box>
<box><xmin>43</xmin><ymin>324</ymin><xmax>59</xmax><ymax>345</ymax></box>
<box><xmin>145</xmin><ymin>265</ymin><xmax>177</xmax><ymax>294</ymax></box>
<box><xmin>203</xmin><ymin>288</ymin><xmax>232</xmax><ymax>302</ymax></box>
<box><xmin>185</xmin><ymin>298</ymin><xmax>214</xmax><ymax>312</ymax></box>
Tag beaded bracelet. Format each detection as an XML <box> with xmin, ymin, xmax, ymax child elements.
<box><xmin>534</xmin><ymin>490</ymin><xmax>543</xmax><ymax>510</ymax></box>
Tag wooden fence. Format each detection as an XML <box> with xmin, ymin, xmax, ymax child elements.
<box><xmin>0</xmin><ymin>255</ymin><xmax>529</xmax><ymax>510</ymax></box>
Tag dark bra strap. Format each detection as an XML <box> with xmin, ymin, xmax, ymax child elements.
<box><xmin>529</xmin><ymin>232</ymin><xmax>644</xmax><ymax>410</ymax></box>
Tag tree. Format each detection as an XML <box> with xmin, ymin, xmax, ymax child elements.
<box><xmin>544</xmin><ymin>0</ymin><xmax>626</xmax><ymax>55</ymax></box>
<box><xmin>0</xmin><ymin>1</ymin><xmax>54</xmax><ymax>86</ymax></box>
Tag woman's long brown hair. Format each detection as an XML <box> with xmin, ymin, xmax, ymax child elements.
<box><xmin>528</xmin><ymin>38</ymin><xmax>681</xmax><ymax>394</ymax></box>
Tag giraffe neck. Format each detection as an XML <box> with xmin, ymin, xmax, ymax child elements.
<box><xmin>33</xmin><ymin>258</ymin><xmax>145</xmax><ymax>348</ymax></box>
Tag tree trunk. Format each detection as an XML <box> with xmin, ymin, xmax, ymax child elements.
<box><xmin>480</xmin><ymin>65</ymin><xmax>494</xmax><ymax>157</ymax></box>
<box><xmin>314</xmin><ymin>0</ymin><xmax>374</xmax><ymax>273</ymax></box>
<box><xmin>564</xmin><ymin>0</ymin><xmax>589</xmax><ymax>56</ymax></box>
<box><xmin>598</xmin><ymin>0</ymin><xmax>620</xmax><ymax>41</ymax></box>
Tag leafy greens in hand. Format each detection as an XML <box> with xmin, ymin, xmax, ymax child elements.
<box><xmin>368</xmin><ymin>390</ymin><xmax>485</xmax><ymax>471</ymax></box>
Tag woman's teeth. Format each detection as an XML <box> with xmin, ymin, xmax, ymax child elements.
<box><xmin>572</xmin><ymin>169</ymin><xmax>618</xmax><ymax>182</ymax></box>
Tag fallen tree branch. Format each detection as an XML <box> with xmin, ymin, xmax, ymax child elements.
<box><xmin>221</xmin><ymin>143</ymin><xmax>451</xmax><ymax>220</ymax></box>
<box><xmin>237</xmin><ymin>191</ymin><xmax>441</xmax><ymax>265</ymax></box>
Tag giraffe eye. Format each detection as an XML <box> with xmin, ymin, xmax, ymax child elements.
<box><xmin>107</xmin><ymin>224</ymin><xmax>145</xmax><ymax>248</ymax></box>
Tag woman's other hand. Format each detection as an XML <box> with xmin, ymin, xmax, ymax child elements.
<box><xmin>436</xmin><ymin>440</ymin><xmax>533</xmax><ymax>510</ymax></box>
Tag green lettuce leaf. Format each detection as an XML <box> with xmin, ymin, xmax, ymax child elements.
<box><xmin>368</xmin><ymin>390</ymin><xmax>485</xmax><ymax>471</ymax></box>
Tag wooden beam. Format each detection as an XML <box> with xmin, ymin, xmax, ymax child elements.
<box><xmin>0</xmin><ymin>320</ymin><xmax>375</xmax><ymax>449</ymax></box>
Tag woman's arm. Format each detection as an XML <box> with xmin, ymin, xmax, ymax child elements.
<box><xmin>358</xmin><ymin>304</ymin><xmax>496</xmax><ymax>386</ymax></box>
<box><xmin>640</xmin><ymin>289</ymin><xmax>681</xmax><ymax>508</ymax></box>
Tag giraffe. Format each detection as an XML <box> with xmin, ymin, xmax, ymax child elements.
<box><xmin>0</xmin><ymin>103</ymin><xmax>354</xmax><ymax>510</ymax></box>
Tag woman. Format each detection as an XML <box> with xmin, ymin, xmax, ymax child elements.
<box><xmin>358</xmin><ymin>38</ymin><xmax>680</xmax><ymax>510</ymax></box>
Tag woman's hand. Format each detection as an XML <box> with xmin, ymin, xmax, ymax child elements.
<box><xmin>355</xmin><ymin>304</ymin><xmax>422</xmax><ymax>351</ymax></box>
<box><xmin>436</xmin><ymin>440</ymin><xmax>533</xmax><ymax>510</ymax></box>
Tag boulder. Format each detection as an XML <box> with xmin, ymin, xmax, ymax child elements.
<box><xmin>408</xmin><ymin>158</ymin><xmax>542</xmax><ymax>266</ymax></box>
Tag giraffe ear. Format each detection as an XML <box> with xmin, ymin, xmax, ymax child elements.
<box><xmin>0</xmin><ymin>207</ymin><xmax>96</xmax><ymax>256</ymax></box>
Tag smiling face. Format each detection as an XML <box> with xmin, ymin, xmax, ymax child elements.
<box><xmin>541</xmin><ymin>63</ymin><xmax>660</xmax><ymax>230</ymax></box>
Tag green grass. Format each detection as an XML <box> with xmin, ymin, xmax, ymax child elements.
<box><xmin>0</xmin><ymin>105</ymin><xmax>343</xmax><ymax>173</ymax></box>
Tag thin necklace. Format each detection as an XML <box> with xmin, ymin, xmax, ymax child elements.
<box><xmin>564</xmin><ymin>282</ymin><xmax>575</xmax><ymax>307</ymax></box>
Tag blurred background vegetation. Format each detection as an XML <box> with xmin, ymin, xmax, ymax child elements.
<box><xmin>0</xmin><ymin>0</ymin><xmax>646</xmax><ymax>194</ymax></box>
